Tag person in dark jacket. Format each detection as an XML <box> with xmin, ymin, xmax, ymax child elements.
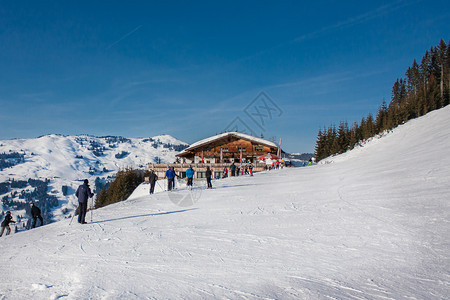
<box><xmin>75</xmin><ymin>179</ymin><xmax>94</xmax><ymax>224</ymax></box>
<box><xmin>205</xmin><ymin>166</ymin><xmax>212</xmax><ymax>189</ymax></box>
<box><xmin>0</xmin><ymin>211</ymin><xmax>15</xmax><ymax>237</ymax></box>
<box><xmin>230</xmin><ymin>163</ymin><xmax>236</xmax><ymax>176</ymax></box>
<box><xmin>30</xmin><ymin>203</ymin><xmax>44</xmax><ymax>228</ymax></box>
<box><xmin>149</xmin><ymin>170</ymin><xmax>158</xmax><ymax>194</ymax></box>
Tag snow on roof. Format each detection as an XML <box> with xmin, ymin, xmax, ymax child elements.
<box><xmin>179</xmin><ymin>132</ymin><xmax>278</xmax><ymax>155</ymax></box>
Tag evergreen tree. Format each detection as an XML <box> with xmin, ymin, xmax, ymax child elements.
<box><xmin>314</xmin><ymin>128</ymin><xmax>326</xmax><ymax>161</ymax></box>
<box><xmin>337</xmin><ymin>121</ymin><xmax>350</xmax><ymax>153</ymax></box>
<box><xmin>445</xmin><ymin>42</ymin><xmax>450</xmax><ymax>106</ymax></box>
<box><xmin>348</xmin><ymin>122</ymin><xmax>359</xmax><ymax>150</ymax></box>
<box><xmin>437</xmin><ymin>39</ymin><xmax>447</xmax><ymax>103</ymax></box>
<box><xmin>95</xmin><ymin>168</ymin><xmax>145</xmax><ymax>209</ymax></box>
<box><xmin>375</xmin><ymin>100</ymin><xmax>388</xmax><ymax>133</ymax></box>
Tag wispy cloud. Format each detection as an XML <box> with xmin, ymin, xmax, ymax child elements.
<box><xmin>106</xmin><ymin>25</ymin><xmax>143</xmax><ymax>49</ymax></box>
<box><xmin>292</xmin><ymin>0</ymin><xmax>421</xmax><ymax>43</ymax></box>
<box><xmin>267</xmin><ymin>68</ymin><xmax>388</xmax><ymax>90</ymax></box>
<box><xmin>236</xmin><ymin>0</ymin><xmax>422</xmax><ymax>63</ymax></box>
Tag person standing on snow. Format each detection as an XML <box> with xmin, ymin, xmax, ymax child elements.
<box><xmin>0</xmin><ymin>211</ymin><xmax>15</xmax><ymax>237</ymax></box>
<box><xmin>223</xmin><ymin>167</ymin><xmax>228</xmax><ymax>178</ymax></box>
<box><xmin>76</xmin><ymin>179</ymin><xmax>94</xmax><ymax>224</ymax></box>
<box><xmin>205</xmin><ymin>166</ymin><xmax>213</xmax><ymax>189</ymax></box>
<box><xmin>172</xmin><ymin>167</ymin><xmax>180</xmax><ymax>190</ymax></box>
<box><xmin>165</xmin><ymin>167</ymin><xmax>176</xmax><ymax>191</ymax></box>
<box><xmin>230</xmin><ymin>162</ymin><xmax>236</xmax><ymax>176</ymax></box>
<box><xmin>186</xmin><ymin>165</ymin><xmax>195</xmax><ymax>187</ymax></box>
<box><xmin>149</xmin><ymin>170</ymin><xmax>158</xmax><ymax>194</ymax></box>
<box><xmin>30</xmin><ymin>203</ymin><xmax>44</xmax><ymax>228</ymax></box>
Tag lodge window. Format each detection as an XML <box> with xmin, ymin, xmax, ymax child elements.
<box><xmin>221</xmin><ymin>147</ymin><xmax>229</xmax><ymax>152</ymax></box>
<box><xmin>238</xmin><ymin>147</ymin><xmax>246</xmax><ymax>152</ymax></box>
<box><xmin>254</xmin><ymin>146</ymin><xmax>263</xmax><ymax>151</ymax></box>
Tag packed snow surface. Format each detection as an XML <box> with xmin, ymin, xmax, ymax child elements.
<box><xmin>1</xmin><ymin>107</ymin><xmax>450</xmax><ymax>299</ymax></box>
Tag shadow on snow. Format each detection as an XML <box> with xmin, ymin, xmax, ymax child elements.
<box><xmin>90</xmin><ymin>208</ymin><xmax>198</xmax><ymax>224</ymax></box>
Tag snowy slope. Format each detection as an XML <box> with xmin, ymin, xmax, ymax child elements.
<box><xmin>0</xmin><ymin>106</ymin><xmax>449</xmax><ymax>299</ymax></box>
<box><xmin>0</xmin><ymin>134</ymin><xmax>188</xmax><ymax>224</ymax></box>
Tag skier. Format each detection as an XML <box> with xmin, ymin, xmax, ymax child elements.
<box><xmin>165</xmin><ymin>167</ymin><xmax>175</xmax><ymax>191</ymax></box>
<box><xmin>249</xmin><ymin>163</ymin><xmax>253</xmax><ymax>176</ymax></box>
<box><xmin>75</xmin><ymin>179</ymin><xmax>94</xmax><ymax>224</ymax></box>
<box><xmin>205</xmin><ymin>166</ymin><xmax>212</xmax><ymax>189</ymax></box>
<box><xmin>172</xmin><ymin>168</ymin><xmax>180</xmax><ymax>190</ymax></box>
<box><xmin>149</xmin><ymin>170</ymin><xmax>158</xmax><ymax>194</ymax></box>
<box><xmin>223</xmin><ymin>167</ymin><xmax>228</xmax><ymax>178</ymax></box>
<box><xmin>230</xmin><ymin>162</ymin><xmax>236</xmax><ymax>176</ymax></box>
<box><xmin>0</xmin><ymin>211</ymin><xmax>15</xmax><ymax>237</ymax></box>
<box><xmin>186</xmin><ymin>165</ymin><xmax>195</xmax><ymax>187</ymax></box>
<box><xmin>30</xmin><ymin>203</ymin><xmax>44</xmax><ymax>228</ymax></box>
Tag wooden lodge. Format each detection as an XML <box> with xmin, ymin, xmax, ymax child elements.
<box><xmin>148</xmin><ymin>132</ymin><xmax>281</xmax><ymax>179</ymax></box>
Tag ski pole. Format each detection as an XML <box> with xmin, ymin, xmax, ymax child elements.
<box><xmin>156</xmin><ymin>181</ymin><xmax>163</xmax><ymax>192</ymax></box>
<box><xmin>90</xmin><ymin>196</ymin><xmax>93</xmax><ymax>222</ymax></box>
<box><xmin>69</xmin><ymin>204</ymin><xmax>78</xmax><ymax>225</ymax></box>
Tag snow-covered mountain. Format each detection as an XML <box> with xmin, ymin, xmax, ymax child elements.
<box><xmin>0</xmin><ymin>105</ymin><xmax>449</xmax><ymax>299</ymax></box>
<box><xmin>0</xmin><ymin>134</ymin><xmax>188</xmax><ymax>226</ymax></box>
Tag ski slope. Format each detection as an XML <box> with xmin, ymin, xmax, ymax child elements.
<box><xmin>1</xmin><ymin>106</ymin><xmax>449</xmax><ymax>299</ymax></box>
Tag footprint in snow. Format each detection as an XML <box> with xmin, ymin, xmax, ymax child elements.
<box><xmin>32</xmin><ymin>283</ymin><xmax>52</xmax><ymax>290</ymax></box>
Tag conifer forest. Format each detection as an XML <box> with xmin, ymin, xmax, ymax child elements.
<box><xmin>315</xmin><ymin>40</ymin><xmax>450</xmax><ymax>160</ymax></box>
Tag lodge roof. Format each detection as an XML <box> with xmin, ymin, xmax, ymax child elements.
<box><xmin>177</xmin><ymin>132</ymin><xmax>278</xmax><ymax>157</ymax></box>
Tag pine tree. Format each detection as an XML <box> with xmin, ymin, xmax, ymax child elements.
<box><xmin>375</xmin><ymin>100</ymin><xmax>388</xmax><ymax>133</ymax></box>
<box><xmin>437</xmin><ymin>39</ymin><xmax>447</xmax><ymax>103</ymax></box>
<box><xmin>348</xmin><ymin>122</ymin><xmax>359</xmax><ymax>150</ymax></box>
<box><xmin>314</xmin><ymin>128</ymin><xmax>326</xmax><ymax>161</ymax></box>
<box><xmin>95</xmin><ymin>168</ymin><xmax>144</xmax><ymax>209</ymax></box>
<box><xmin>337</xmin><ymin>121</ymin><xmax>350</xmax><ymax>153</ymax></box>
<box><xmin>420</xmin><ymin>50</ymin><xmax>432</xmax><ymax>106</ymax></box>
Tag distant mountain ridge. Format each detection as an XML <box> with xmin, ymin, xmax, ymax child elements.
<box><xmin>288</xmin><ymin>153</ymin><xmax>314</xmax><ymax>161</ymax></box>
<box><xmin>0</xmin><ymin>134</ymin><xmax>188</xmax><ymax>227</ymax></box>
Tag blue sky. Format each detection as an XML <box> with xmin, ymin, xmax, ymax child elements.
<box><xmin>1</xmin><ymin>1</ymin><xmax>449</xmax><ymax>153</ymax></box>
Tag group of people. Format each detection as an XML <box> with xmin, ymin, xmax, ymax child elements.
<box><xmin>1</xmin><ymin>203</ymin><xmax>44</xmax><ymax>237</ymax></box>
<box><xmin>227</xmin><ymin>162</ymin><xmax>253</xmax><ymax>177</ymax></box>
<box><xmin>1</xmin><ymin>179</ymin><xmax>95</xmax><ymax>234</ymax></box>
<box><xmin>148</xmin><ymin>161</ymin><xmax>260</xmax><ymax>194</ymax></box>
<box><xmin>148</xmin><ymin>165</ymin><xmax>215</xmax><ymax>194</ymax></box>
